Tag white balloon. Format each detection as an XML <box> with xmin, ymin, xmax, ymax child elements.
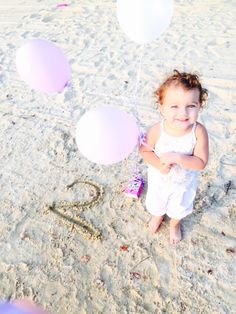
<box><xmin>76</xmin><ymin>107</ymin><xmax>139</xmax><ymax>165</ymax></box>
<box><xmin>117</xmin><ymin>0</ymin><xmax>174</xmax><ymax>44</ymax></box>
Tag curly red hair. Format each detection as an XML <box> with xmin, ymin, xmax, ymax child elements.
<box><xmin>155</xmin><ymin>70</ymin><xmax>208</xmax><ymax>107</ymax></box>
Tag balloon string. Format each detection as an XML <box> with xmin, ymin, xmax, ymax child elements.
<box><xmin>132</xmin><ymin>45</ymin><xmax>145</xmax><ymax>129</ymax></box>
<box><xmin>139</xmin><ymin>134</ymin><xmax>157</xmax><ymax>154</ymax></box>
<box><xmin>134</xmin><ymin>45</ymin><xmax>145</xmax><ymax>95</ymax></box>
<box><xmin>128</xmin><ymin>45</ymin><xmax>145</xmax><ymax>178</ymax></box>
<box><xmin>68</xmin><ymin>80</ymin><xmax>81</xmax><ymax>126</ymax></box>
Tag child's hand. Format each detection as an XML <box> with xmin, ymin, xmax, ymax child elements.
<box><xmin>159</xmin><ymin>162</ymin><xmax>172</xmax><ymax>175</ymax></box>
<box><xmin>159</xmin><ymin>152</ymin><xmax>179</xmax><ymax>166</ymax></box>
<box><xmin>159</xmin><ymin>152</ymin><xmax>179</xmax><ymax>174</ymax></box>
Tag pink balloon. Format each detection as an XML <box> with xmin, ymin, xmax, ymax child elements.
<box><xmin>16</xmin><ymin>39</ymin><xmax>70</xmax><ymax>93</ymax></box>
<box><xmin>13</xmin><ymin>299</ymin><xmax>49</xmax><ymax>314</ymax></box>
<box><xmin>76</xmin><ymin>107</ymin><xmax>139</xmax><ymax>165</ymax></box>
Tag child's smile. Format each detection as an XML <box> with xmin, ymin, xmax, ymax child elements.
<box><xmin>159</xmin><ymin>85</ymin><xmax>201</xmax><ymax>135</ymax></box>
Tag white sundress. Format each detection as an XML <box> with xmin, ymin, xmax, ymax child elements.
<box><xmin>145</xmin><ymin>120</ymin><xmax>199</xmax><ymax>220</ymax></box>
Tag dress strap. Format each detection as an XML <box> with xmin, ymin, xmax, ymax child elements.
<box><xmin>192</xmin><ymin>122</ymin><xmax>197</xmax><ymax>133</ymax></box>
<box><xmin>191</xmin><ymin>123</ymin><xmax>197</xmax><ymax>147</ymax></box>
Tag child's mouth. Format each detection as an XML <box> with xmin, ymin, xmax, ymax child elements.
<box><xmin>176</xmin><ymin>118</ymin><xmax>189</xmax><ymax>122</ymax></box>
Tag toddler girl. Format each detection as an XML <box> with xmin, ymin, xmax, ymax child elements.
<box><xmin>140</xmin><ymin>70</ymin><xmax>209</xmax><ymax>244</ymax></box>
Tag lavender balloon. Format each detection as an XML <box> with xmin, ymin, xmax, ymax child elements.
<box><xmin>16</xmin><ymin>39</ymin><xmax>70</xmax><ymax>93</ymax></box>
<box><xmin>76</xmin><ymin>107</ymin><xmax>139</xmax><ymax>165</ymax></box>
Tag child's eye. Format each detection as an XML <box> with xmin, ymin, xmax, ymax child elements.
<box><xmin>170</xmin><ymin>105</ymin><xmax>178</xmax><ymax>109</ymax></box>
<box><xmin>188</xmin><ymin>104</ymin><xmax>196</xmax><ymax>108</ymax></box>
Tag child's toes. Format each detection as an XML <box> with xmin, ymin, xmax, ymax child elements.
<box><xmin>170</xmin><ymin>224</ymin><xmax>182</xmax><ymax>245</ymax></box>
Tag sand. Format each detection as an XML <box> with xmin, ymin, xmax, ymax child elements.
<box><xmin>0</xmin><ymin>0</ymin><xmax>236</xmax><ymax>313</ymax></box>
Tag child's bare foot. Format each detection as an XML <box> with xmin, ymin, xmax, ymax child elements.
<box><xmin>169</xmin><ymin>221</ymin><xmax>182</xmax><ymax>245</ymax></box>
<box><xmin>148</xmin><ymin>216</ymin><xmax>164</xmax><ymax>234</ymax></box>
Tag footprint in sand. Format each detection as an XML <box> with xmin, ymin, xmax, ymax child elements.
<box><xmin>146</xmin><ymin>244</ymin><xmax>179</xmax><ymax>298</ymax></box>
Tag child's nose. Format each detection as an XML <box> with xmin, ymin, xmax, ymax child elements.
<box><xmin>180</xmin><ymin>107</ymin><xmax>188</xmax><ymax>116</ymax></box>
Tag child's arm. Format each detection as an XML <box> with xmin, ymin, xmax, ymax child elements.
<box><xmin>140</xmin><ymin>123</ymin><xmax>172</xmax><ymax>174</ymax></box>
<box><xmin>160</xmin><ymin>123</ymin><xmax>209</xmax><ymax>170</ymax></box>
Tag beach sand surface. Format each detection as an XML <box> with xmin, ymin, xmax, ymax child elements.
<box><xmin>0</xmin><ymin>0</ymin><xmax>236</xmax><ymax>313</ymax></box>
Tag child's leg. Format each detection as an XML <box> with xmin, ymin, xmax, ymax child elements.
<box><xmin>169</xmin><ymin>218</ymin><xmax>182</xmax><ymax>245</ymax></box>
<box><xmin>148</xmin><ymin>215</ymin><xmax>164</xmax><ymax>234</ymax></box>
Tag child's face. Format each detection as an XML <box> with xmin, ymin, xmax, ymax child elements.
<box><xmin>159</xmin><ymin>85</ymin><xmax>201</xmax><ymax>131</ymax></box>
